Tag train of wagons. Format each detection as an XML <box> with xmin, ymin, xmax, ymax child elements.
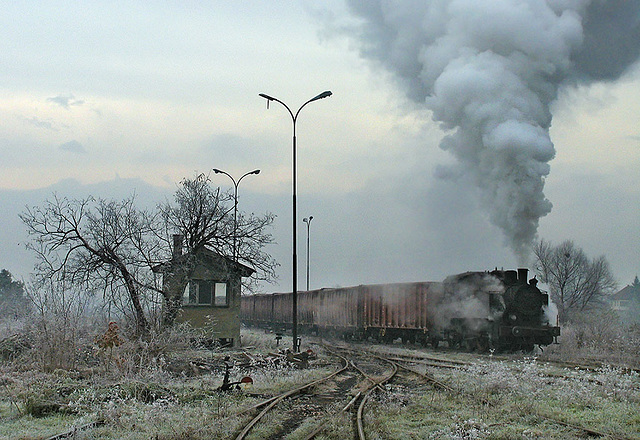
<box><xmin>241</xmin><ymin>268</ymin><xmax>560</xmax><ymax>352</ymax></box>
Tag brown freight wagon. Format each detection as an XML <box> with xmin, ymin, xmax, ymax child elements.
<box><xmin>298</xmin><ymin>286</ymin><xmax>362</xmax><ymax>336</ymax></box>
<box><xmin>359</xmin><ymin>282</ymin><xmax>442</xmax><ymax>344</ymax></box>
<box><xmin>241</xmin><ymin>282</ymin><xmax>445</xmax><ymax>345</ymax></box>
<box><xmin>241</xmin><ymin>292</ymin><xmax>292</xmax><ymax>329</ymax></box>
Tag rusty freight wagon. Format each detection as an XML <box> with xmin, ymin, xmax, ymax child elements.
<box><xmin>241</xmin><ymin>282</ymin><xmax>445</xmax><ymax>345</ymax></box>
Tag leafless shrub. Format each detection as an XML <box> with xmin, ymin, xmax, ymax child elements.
<box><xmin>21</xmin><ymin>278</ymin><xmax>99</xmax><ymax>371</ymax></box>
<box><xmin>541</xmin><ymin>309</ymin><xmax>640</xmax><ymax>366</ymax></box>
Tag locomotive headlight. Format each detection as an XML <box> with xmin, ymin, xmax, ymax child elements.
<box><xmin>510</xmin><ymin>314</ymin><xmax>517</xmax><ymax>322</ymax></box>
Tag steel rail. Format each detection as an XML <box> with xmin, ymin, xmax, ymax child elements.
<box><xmin>44</xmin><ymin>420</ymin><xmax>105</xmax><ymax>440</ymax></box>
<box><xmin>234</xmin><ymin>353</ymin><xmax>349</xmax><ymax>440</ymax></box>
<box><xmin>301</xmin><ymin>343</ymin><xmax>399</xmax><ymax>440</ymax></box>
<box><xmin>535</xmin><ymin>414</ymin><xmax>635</xmax><ymax>440</ymax></box>
<box><xmin>388</xmin><ymin>354</ymin><xmax>633</xmax><ymax>439</ymax></box>
<box><xmin>355</xmin><ymin>356</ymin><xmax>398</xmax><ymax>440</ymax></box>
<box><xmin>386</xmin><ymin>356</ymin><xmax>466</xmax><ymax>369</ymax></box>
<box><xmin>327</xmin><ymin>343</ymin><xmax>638</xmax><ymax>440</ymax></box>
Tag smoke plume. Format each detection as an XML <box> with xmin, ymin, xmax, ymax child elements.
<box><xmin>344</xmin><ymin>0</ymin><xmax>640</xmax><ymax>260</ymax></box>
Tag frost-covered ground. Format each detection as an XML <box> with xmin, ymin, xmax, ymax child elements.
<box><xmin>1</xmin><ymin>327</ymin><xmax>639</xmax><ymax>439</ymax></box>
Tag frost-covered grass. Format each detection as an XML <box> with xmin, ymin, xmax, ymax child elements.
<box><xmin>2</xmin><ymin>325</ymin><xmax>640</xmax><ymax>439</ymax></box>
<box><xmin>363</xmin><ymin>356</ymin><xmax>640</xmax><ymax>440</ymax></box>
<box><xmin>0</xmin><ymin>327</ymin><xmax>333</xmax><ymax>439</ymax></box>
<box><xmin>539</xmin><ymin>312</ymin><xmax>640</xmax><ymax>368</ymax></box>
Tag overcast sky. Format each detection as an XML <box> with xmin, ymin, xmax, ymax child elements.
<box><xmin>1</xmin><ymin>1</ymin><xmax>639</xmax><ymax>292</ymax></box>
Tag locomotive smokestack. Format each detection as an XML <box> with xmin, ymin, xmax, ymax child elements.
<box><xmin>517</xmin><ymin>268</ymin><xmax>528</xmax><ymax>284</ymax></box>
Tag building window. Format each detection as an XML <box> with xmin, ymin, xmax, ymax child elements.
<box><xmin>183</xmin><ymin>280</ymin><xmax>229</xmax><ymax>306</ymax></box>
<box><xmin>214</xmin><ymin>282</ymin><xmax>228</xmax><ymax>306</ymax></box>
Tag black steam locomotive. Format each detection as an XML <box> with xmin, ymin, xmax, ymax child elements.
<box><xmin>241</xmin><ymin>268</ymin><xmax>560</xmax><ymax>352</ymax></box>
<box><xmin>441</xmin><ymin>268</ymin><xmax>559</xmax><ymax>351</ymax></box>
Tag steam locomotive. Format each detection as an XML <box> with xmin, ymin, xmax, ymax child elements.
<box><xmin>241</xmin><ymin>268</ymin><xmax>560</xmax><ymax>352</ymax></box>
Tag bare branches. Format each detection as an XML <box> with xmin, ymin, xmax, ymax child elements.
<box><xmin>21</xmin><ymin>194</ymin><xmax>155</xmax><ymax>336</ymax></box>
<box><xmin>159</xmin><ymin>173</ymin><xmax>278</xmax><ymax>287</ymax></box>
<box><xmin>533</xmin><ymin>239</ymin><xmax>617</xmax><ymax>323</ymax></box>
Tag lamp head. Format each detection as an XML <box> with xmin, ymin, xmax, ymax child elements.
<box><xmin>311</xmin><ymin>91</ymin><xmax>332</xmax><ymax>102</ymax></box>
<box><xmin>213</xmin><ymin>169</ymin><xmax>222</xmax><ymax>174</ymax></box>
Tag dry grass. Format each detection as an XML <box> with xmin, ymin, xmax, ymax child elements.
<box><xmin>359</xmin><ymin>353</ymin><xmax>640</xmax><ymax>440</ymax></box>
<box><xmin>538</xmin><ymin>310</ymin><xmax>640</xmax><ymax>367</ymax></box>
<box><xmin>0</xmin><ymin>324</ymin><xmax>334</xmax><ymax>440</ymax></box>
<box><xmin>1</xmin><ymin>320</ymin><xmax>640</xmax><ymax>439</ymax></box>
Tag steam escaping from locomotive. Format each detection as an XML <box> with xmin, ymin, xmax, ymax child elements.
<box><xmin>437</xmin><ymin>272</ymin><xmax>505</xmax><ymax>332</ymax></box>
<box><xmin>343</xmin><ymin>0</ymin><xmax>640</xmax><ymax>260</ymax></box>
<box><xmin>543</xmin><ymin>298</ymin><xmax>559</xmax><ymax>327</ymax></box>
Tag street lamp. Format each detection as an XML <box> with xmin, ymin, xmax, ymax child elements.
<box><xmin>212</xmin><ymin>168</ymin><xmax>261</xmax><ymax>262</ymax></box>
<box><xmin>303</xmin><ymin>216</ymin><xmax>313</xmax><ymax>291</ymax></box>
<box><xmin>259</xmin><ymin>91</ymin><xmax>332</xmax><ymax>352</ymax></box>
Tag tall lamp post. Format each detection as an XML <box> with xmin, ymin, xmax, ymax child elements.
<box><xmin>259</xmin><ymin>91</ymin><xmax>332</xmax><ymax>352</ymax></box>
<box><xmin>212</xmin><ymin>168</ymin><xmax>261</xmax><ymax>262</ymax></box>
<box><xmin>303</xmin><ymin>216</ymin><xmax>313</xmax><ymax>291</ymax></box>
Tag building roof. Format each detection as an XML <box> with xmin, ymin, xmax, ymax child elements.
<box><xmin>610</xmin><ymin>281</ymin><xmax>640</xmax><ymax>301</ymax></box>
<box><xmin>152</xmin><ymin>247</ymin><xmax>255</xmax><ymax>278</ymax></box>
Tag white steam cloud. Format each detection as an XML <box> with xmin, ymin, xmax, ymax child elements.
<box><xmin>344</xmin><ymin>0</ymin><xmax>640</xmax><ymax>261</ymax></box>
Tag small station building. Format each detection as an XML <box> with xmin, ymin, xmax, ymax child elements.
<box><xmin>153</xmin><ymin>235</ymin><xmax>254</xmax><ymax>346</ymax></box>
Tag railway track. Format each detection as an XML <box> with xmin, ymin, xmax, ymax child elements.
<box><xmin>317</xmin><ymin>343</ymin><xmax>461</xmax><ymax>440</ymax></box>
<box><xmin>234</xmin><ymin>343</ymin><xmax>439</xmax><ymax>440</ymax></box>
<box><xmin>233</xmin><ymin>348</ymin><xmax>350</xmax><ymax>440</ymax></box>
<box><xmin>326</xmin><ymin>345</ymin><xmax>399</xmax><ymax>440</ymax></box>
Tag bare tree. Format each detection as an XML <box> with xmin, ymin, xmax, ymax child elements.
<box><xmin>157</xmin><ymin>174</ymin><xmax>278</xmax><ymax>325</ymax></box>
<box><xmin>20</xmin><ymin>195</ymin><xmax>159</xmax><ymax>336</ymax></box>
<box><xmin>21</xmin><ymin>174</ymin><xmax>278</xmax><ymax>334</ymax></box>
<box><xmin>533</xmin><ymin>239</ymin><xmax>617</xmax><ymax>323</ymax></box>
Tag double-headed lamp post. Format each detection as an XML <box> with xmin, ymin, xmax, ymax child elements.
<box><xmin>259</xmin><ymin>91</ymin><xmax>332</xmax><ymax>352</ymax></box>
<box><xmin>212</xmin><ymin>168</ymin><xmax>261</xmax><ymax>262</ymax></box>
<box><xmin>303</xmin><ymin>216</ymin><xmax>313</xmax><ymax>291</ymax></box>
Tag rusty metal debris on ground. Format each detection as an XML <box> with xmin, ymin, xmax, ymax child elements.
<box><xmin>217</xmin><ymin>356</ymin><xmax>253</xmax><ymax>391</ymax></box>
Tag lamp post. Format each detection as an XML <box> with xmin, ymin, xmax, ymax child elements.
<box><xmin>259</xmin><ymin>91</ymin><xmax>332</xmax><ymax>352</ymax></box>
<box><xmin>303</xmin><ymin>216</ymin><xmax>313</xmax><ymax>291</ymax></box>
<box><xmin>212</xmin><ymin>168</ymin><xmax>261</xmax><ymax>262</ymax></box>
